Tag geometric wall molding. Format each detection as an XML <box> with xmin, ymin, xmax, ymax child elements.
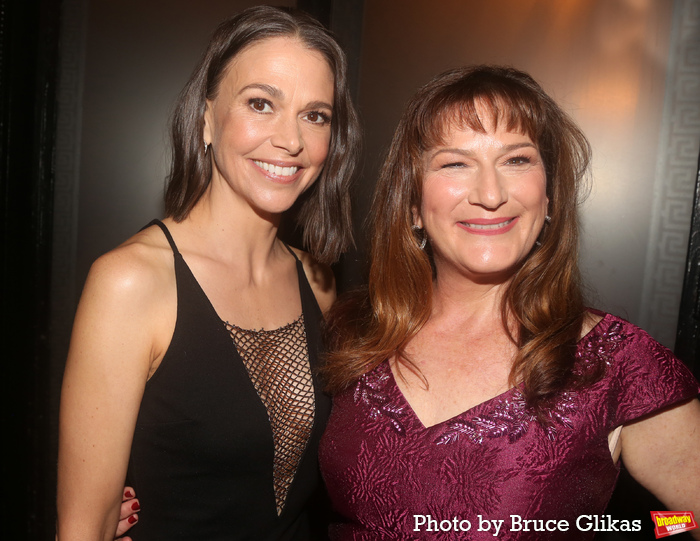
<box><xmin>640</xmin><ymin>0</ymin><xmax>700</xmax><ymax>347</ymax></box>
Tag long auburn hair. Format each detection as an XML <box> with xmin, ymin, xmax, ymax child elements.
<box><xmin>164</xmin><ymin>6</ymin><xmax>361</xmax><ymax>264</ymax></box>
<box><xmin>324</xmin><ymin>65</ymin><xmax>597</xmax><ymax>418</ymax></box>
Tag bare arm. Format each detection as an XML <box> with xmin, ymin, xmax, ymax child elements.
<box><xmin>57</xmin><ymin>248</ymin><xmax>163</xmax><ymax>540</ymax></box>
<box><xmin>620</xmin><ymin>397</ymin><xmax>700</xmax><ymax>539</ymax></box>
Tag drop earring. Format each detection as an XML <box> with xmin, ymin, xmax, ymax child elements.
<box><xmin>411</xmin><ymin>225</ymin><xmax>427</xmax><ymax>250</ymax></box>
<box><xmin>535</xmin><ymin>215</ymin><xmax>551</xmax><ymax>247</ymax></box>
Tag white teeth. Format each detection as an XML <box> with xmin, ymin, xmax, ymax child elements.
<box><xmin>253</xmin><ymin>160</ymin><xmax>299</xmax><ymax>177</ymax></box>
<box><xmin>463</xmin><ymin>219</ymin><xmax>514</xmax><ymax>230</ymax></box>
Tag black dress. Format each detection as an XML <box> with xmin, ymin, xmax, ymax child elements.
<box><xmin>126</xmin><ymin>220</ymin><xmax>331</xmax><ymax>540</ymax></box>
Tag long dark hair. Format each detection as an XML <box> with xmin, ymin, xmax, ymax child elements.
<box><xmin>325</xmin><ymin>66</ymin><xmax>595</xmax><ymax>420</ymax></box>
<box><xmin>164</xmin><ymin>6</ymin><xmax>360</xmax><ymax>264</ymax></box>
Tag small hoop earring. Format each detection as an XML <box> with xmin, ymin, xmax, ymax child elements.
<box><xmin>411</xmin><ymin>225</ymin><xmax>427</xmax><ymax>250</ymax></box>
<box><xmin>204</xmin><ymin>142</ymin><xmax>210</xmax><ymax>154</ymax></box>
<box><xmin>535</xmin><ymin>215</ymin><xmax>551</xmax><ymax>248</ymax></box>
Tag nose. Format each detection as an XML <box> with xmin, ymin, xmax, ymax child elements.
<box><xmin>270</xmin><ymin>114</ymin><xmax>304</xmax><ymax>155</ymax></box>
<box><xmin>468</xmin><ymin>165</ymin><xmax>507</xmax><ymax>209</ymax></box>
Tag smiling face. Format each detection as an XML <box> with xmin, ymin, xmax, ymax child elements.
<box><xmin>416</xmin><ymin>105</ymin><xmax>549</xmax><ymax>284</ymax></box>
<box><xmin>203</xmin><ymin>36</ymin><xmax>334</xmax><ymax>217</ymax></box>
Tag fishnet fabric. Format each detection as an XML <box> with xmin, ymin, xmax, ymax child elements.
<box><xmin>224</xmin><ymin>314</ymin><xmax>314</xmax><ymax>515</ymax></box>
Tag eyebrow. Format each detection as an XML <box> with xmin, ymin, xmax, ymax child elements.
<box><xmin>239</xmin><ymin>83</ymin><xmax>282</xmax><ymax>98</ymax></box>
<box><xmin>306</xmin><ymin>100</ymin><xmax>334</xmax><ymax>112</ymax></box>
<box><xmin>427</xmin><ymin>142</ymin><xmax>537</xmax><ymax>160</ymax></box>
<box><xmin>238</xmin><ymin>83</ymin><xmax>333</xmax><ymax>111</ymax></box>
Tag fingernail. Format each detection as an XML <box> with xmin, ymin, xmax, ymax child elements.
<box><xmin>124</xmin><ymin>489</ymin><xmax>134</xmax><ymax>498</ymax></box>
<box><xmin>131</xmin><ymin>501</ymin><xmax>141</xmax><ymax>511</ymax></box>
<box><xmin>128</xmin><ymin>515</ymin><xmax>138</xmax><ymax>524</ymax></box>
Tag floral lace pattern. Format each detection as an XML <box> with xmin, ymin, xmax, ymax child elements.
<box><xmin>435</xmin><ymin>390</ymin><xmax>576</xmax><ymax>445</ymax></box>
<box><xmin>353</xmin><ymin>366</ymin><xmax>407</xmax><ymax>434</ymax></box>
<box><xmin>320</xmin><ymin>313</ymin><xmax>700</xmax><ymax>540</ymax></box>
<box><xmin>575</xmin><ymin>320</ymin><xmax>624</xmax><ymax>374</ymax></box>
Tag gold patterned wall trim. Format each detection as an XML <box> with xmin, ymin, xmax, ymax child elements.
<box><xmin>639</xmin><ymin>0</ymin><xmax>700</xmax><ymax>347</ymax></box>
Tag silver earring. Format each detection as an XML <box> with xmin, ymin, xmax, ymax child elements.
<box><xmin>535</xmin><ymin>215</ymin><xmax>551</xmax><ymax>248</ymax></box>
<box><xmin>204</xmin><ymin>142</ymin><xmax>210</xmax><ymax>154</ymax></box>
<box><xmin>411</xmin><ymin>225</ymin><xmax>427</xmax><ymax>250</ymax></box>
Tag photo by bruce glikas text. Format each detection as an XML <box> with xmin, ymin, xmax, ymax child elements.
<box><xmin>412</xmin><ymin>514</ymin><xmax>642</xmax><ymax>535</ymax></box>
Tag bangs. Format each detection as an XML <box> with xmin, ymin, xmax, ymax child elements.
<box><xmin>416</xmin><ymin>83</ymin><xmax>545</xmax><ymax>151</ymax></box>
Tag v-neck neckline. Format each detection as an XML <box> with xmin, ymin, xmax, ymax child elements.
<box><xmin>383</xmin><ymin>311</ymin><xmax>612</xmax><ymax>431</ymax></box>
<box><xmin>384</xmin><ymin>360</ymin><xmax>519</xmax><ymax>430</ymax></box>
<box><xmin>168</xmin><ymin>238</ymin><xmax>317</xmax><ymax>520</ymax></box>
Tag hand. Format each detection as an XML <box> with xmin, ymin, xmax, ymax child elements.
<box><xmin>115</xmin><ymin>487</ymin><xmax>140</xmax><ymax>539</ymax></box>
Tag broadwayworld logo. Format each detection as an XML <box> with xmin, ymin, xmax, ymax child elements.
<box><xmin>650</xmin><ymin>511</ymin><xmax>698</xmax><ymax>538</ymax></box>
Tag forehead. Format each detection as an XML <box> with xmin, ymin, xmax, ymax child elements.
<box><xmin>426</xmin><ymin>98</ymin><xmax>537</xmax><ymax>150</ymax></box>
<box><xmin>430</xmin><ymin>113</ymin><xmax>534</xmax><ymax>151</ymax></box>
<box><xmin>226</xmin><ymin>36</ymin><xmax>333</xmax><ymax>85</ymax></box>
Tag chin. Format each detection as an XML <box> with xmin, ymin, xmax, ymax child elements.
<box><xmin>252</xmin><ymin>193</ymin><xmax>304</xmax><ymax>215</ymax></box>
<box><xmin>465</xmin><ymin>269</ymin><xmax>517</xmax><ymax>285</ymax></box>
<box><xmin>461</xmin><ymin>257</ymin><xmax>525</xmax><ymax>283</ymax></box>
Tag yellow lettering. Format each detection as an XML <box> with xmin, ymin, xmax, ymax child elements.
<box><xmin>656</xmin><ymin>515</ymin><xmax>692</xmax><ymax>527</ymax></box>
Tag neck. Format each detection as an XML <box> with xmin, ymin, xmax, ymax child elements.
<box><xmin>430</xmin><ymin>263</ymin><xmax>513</xmax><ymax>332</ymax></box>
<box><xmin>178</xmin><ymin>181</ymin><xmax>286</xmax><ymax>270</ymax></box>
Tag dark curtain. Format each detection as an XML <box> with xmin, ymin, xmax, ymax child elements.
<box><xmin>0</xmin><ymin>0</ymin><xmax>61</xmax><ymax>538</ymax></box>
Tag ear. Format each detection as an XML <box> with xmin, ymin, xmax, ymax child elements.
<box><xmin>411</xmin><ymin>206</ymin><xmax>423</xmax><ymax>229</ymax></box>
<box><xmin>203</xmin><ymin>100</ymin><xmax>213</xmax><ymax>146</ymax></box>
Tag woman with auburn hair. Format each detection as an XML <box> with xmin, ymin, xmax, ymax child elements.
<box><xmin>57</xmin><ymin>6</ymin><xmax>359</xmax><ymax>540</ymax></box>
<box><xmin>319</xmin><ymin>66</ymin><xmax>700</xmax><ymax>539</ymax></box>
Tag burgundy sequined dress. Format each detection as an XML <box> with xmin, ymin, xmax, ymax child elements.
<box><xmin>319</xmin><ymin>312</ymin><xmax>699</xmax><ymax>540</ymax></box>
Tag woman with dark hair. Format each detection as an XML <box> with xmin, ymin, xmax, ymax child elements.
<box><xmin>57</xmin><ymin>6</ymin><xmax>359</xmax><ymax>540</ymax></box>
<box><xmin>319</xmin><ymin>66</ymin><xmax>699</xmax><ymax>539</ymax></box>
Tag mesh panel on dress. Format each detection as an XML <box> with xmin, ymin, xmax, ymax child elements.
<box><xmin>224</xmin><ymin>314</ymin><xmax>314</xmax><ymax>515</ymax></box>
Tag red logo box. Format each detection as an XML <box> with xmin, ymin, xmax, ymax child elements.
<box><xmin>650</xmin><ymin>511</ymin><xmax>698</xmax><ymax>538</ymax></box>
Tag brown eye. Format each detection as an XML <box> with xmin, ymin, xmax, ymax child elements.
<box><xmin>506</xmin><ymin>156</ymin><xmax>531</xmax><ymax>165</ymax></box>
<box><xmin>249</xmin><ymin>99</ymin><xmax>272</xmax><ymax>113</ymax></box>
<box><xmin>304</xmin><ymin>110</ymin><xmax>330</xmax><ymax>125</ymax></box>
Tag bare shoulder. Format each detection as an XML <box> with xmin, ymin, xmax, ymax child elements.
<box><xmin>580</xmin><ymin>310</ymin><xmax>605</xmax><ymax>339</ymax></box>
<box><xmin>86</xmin><ymin>226</ymin><xmax>174</xmax><ymax>302</ymax></box>
<box><xmin>66</xmin><ymin>225</ymin><xmax>177</xmax><ymax>383</ymax></box>
<box><xmin>289</xmin><ymin>247</ymin><xmax>337</xmax><ymax>313</ymax></box>
<box><xmin>76</xmin><ymin>227</ymin><xmax>177</xmax><ymax>341</ymax></box>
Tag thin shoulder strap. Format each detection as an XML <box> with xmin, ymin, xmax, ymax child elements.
<box><xmin>281</xmin><ymin>241</ymin><xmax>300</xmax><ymax>262</ymax></box>
<box><xmin>142</xmin><ymin>219</ymin><xmax>180</xmax><ymax>255</ymax></box>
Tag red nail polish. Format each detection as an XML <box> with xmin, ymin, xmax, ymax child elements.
<box><xmin>131</xmin><ymin>501</ymin><xmax>141</xmax><ymax>511</ymax></box>
<box><xmin>128</xmin><ymin>515</ymin><xmax>138</xmax><ymax>524</ymax></box>
<box><xmin>124</xmin><ymin>490</ymin><xmax>134</xmax><ymax>498</ymax></box>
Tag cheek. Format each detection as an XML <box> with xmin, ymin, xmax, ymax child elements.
<box><xmin>213</xmin><ymin>112</ymin><xmax>264</xmax><ymax>151</ymax></box>
<box><xmin>514</xmin><ymin>175</ymin><xmax>548</xmax><ymax>211</ymax></box>
<box><xmin>307</xmin><ymin>130</ymin><xmax>332</xmax><ymax>167</ymax></box>
<box><xmin>235</xmin><ymin>122</ymin><xmax>267</xmax><ymax>150</ymax></box>
<box><xmin>421</xmin><ymin>180</ymin><xmax>465</xmax><ymax>220</ymax></box>
<box><xmin>418</xmin><ymin>187</ymin><xmax>440</xmax><ymax>227</ymax></box>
